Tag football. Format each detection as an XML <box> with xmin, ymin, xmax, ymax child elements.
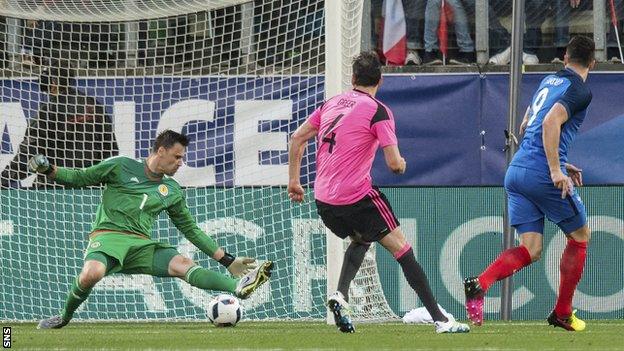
<box><xmin>207</xmin><ymin>294</ymin><xmax>242</xmax><ymax>327</ymax></box>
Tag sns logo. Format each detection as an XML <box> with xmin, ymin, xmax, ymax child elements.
<box><xmin>3</xmin><ymin>327</ymin><xmax>11</xmax><ymax>348</ymax></box>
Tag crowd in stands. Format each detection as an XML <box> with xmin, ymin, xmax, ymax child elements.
<box><xmin>372</xmin><ymin>0</ymin><xmax>624</xmax><ymax>65</ymax></box>
<box><xmin>0</xmin><ymin>1</ymin><xmax>623</xmax><ymax>69</ymax></box>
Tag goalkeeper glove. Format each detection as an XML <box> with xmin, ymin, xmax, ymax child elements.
<box><xmin>219</xmin><ymin>252</ymin><xmax>257</xmax><ymax>277</ymax></box>
<box><xmin>28</xmin><ymin>154</ymin><xmax>54</xmax><ymax>175</ymax></box>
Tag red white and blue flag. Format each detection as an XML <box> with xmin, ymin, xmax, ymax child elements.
<box><xmin>382</xmin><ymin>0</ymin><xmax>406</xmax><ymax>65</ymax></box>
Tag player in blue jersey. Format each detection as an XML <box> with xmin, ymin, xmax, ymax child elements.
<box><xmin>463</xmin><ymin>36</ymin><xmax>595</xmax><ymax>331</ymax></box>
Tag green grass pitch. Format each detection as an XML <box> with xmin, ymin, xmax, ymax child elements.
<box><xmin>9</xmin><ymin>321</ymin><xmax>624</xmax><ymax>350</ymax></box>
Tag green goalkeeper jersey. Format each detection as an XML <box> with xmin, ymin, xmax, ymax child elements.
<box><xmin>54</xmin><ymin>156</ymin><xmax>219</xmax><ymax>256</ymax></box>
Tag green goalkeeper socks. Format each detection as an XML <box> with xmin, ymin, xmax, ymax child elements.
<box><xmin>61</xmin><ymin>276</ymin><xmax>92</xmax><ymax>321</ymax></box>
<box><xmin>185</xmin><ymin>266</ymin><xmax>237</xmax><ymax>293</ymax></box>
<box><xmin>59</xmin><ymin>267</ymin><xmax>237</xmax><ymax>321</ymax></box>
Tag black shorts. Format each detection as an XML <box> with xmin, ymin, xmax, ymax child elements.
<box><xmin>316</xmin><ymin>187</ymin><xmax>400</xmax><ymax>243</ymax></box>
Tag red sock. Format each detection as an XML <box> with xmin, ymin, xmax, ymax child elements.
<box><xmin>478</xmin><ymin>246</ymin><xmax>532</xmax><ymax>291</ymax></box>
<box><xmin>554</xmin><ymin>239</ymin><xmax>587</xmax><ymax>318</ymax></box>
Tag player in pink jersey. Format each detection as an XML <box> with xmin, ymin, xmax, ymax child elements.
<box><xmin>287</xmin><ymin>51</ymin><xmax>469</xmax><ymax>334</ymax></box>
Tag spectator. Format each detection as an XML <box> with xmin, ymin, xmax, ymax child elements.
<box><xmin>75</xmin><ymin>22</ymin><xmax>119</xmax><ymax>68</ymax></box>
<box><xmin>0</xmin><ymin>61</ymin><xmax>119</xmax><ymax>188</ymax></box>
<box><xmin>607</xmin><ymin>0</ymin><xmax>624</xmax><ymax>62</ymax></box>
<box><xmin>483</xmin><ymin>0</ymin><xmax>547</xmax><ymax>64</ymax></box>
<box><xmin>20</xmin><ymin>19</ymin><xmax>39</xmax><ymax>66</ymax></box>
<box><xmin>423</xmin><ymin>0</ymin><xmax>476</xmax><ymax>65</ymax></box>
<box><xmin>22</xmin><ymin>20</ymin><xmax>64</xmax><ymax>66</ymax></box>
<box><xmin>551</xmin><ymin>0</ymin><xmax>581</xmax><ymax>63</ymax></box>
<box><xmin>403</xmin><ymin>0</ymin><xmax>427</xmax><ymax>65</ymax></box>
<box><xmin>548</xmin><ymin>1</ymin><xmax>624</xmax><ymax>63</ymax></box>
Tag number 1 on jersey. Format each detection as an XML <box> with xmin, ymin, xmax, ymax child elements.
<box><xmin>139</xmin><ymin>194</ymin><xmax>148</xmax><ymax>210</ymax></box>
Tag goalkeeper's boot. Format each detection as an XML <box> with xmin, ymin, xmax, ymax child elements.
<box><xmin>434</xmin><ymin>318</ymin><xmax>471</xmax><ymax>334</ymax></box>
<box><xmin>547</xmin><ymin>309</ymin><xmax>586</xmax><ymax>331</ymax></box>
<box><xmin>37</xmin><ymin>315</ymin><xmax>69</xmax><ymax>329</ymax></box>
<box><xmin>235</xmin><ymin>260</ymin><xmax>273</xmax><ymax>299</ymax></box>
<box><xmin>327</xmin><ymin>291</ymin><xmax>355</xmax><ymax>333</ymax></box>
<box><xmin>464</xmin><ymin>276</ymin><xmax>485</xmax><ymax>326</ymax></box>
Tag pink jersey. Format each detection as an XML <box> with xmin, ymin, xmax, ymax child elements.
<box><xmin>307</xmin><ymin>89</ymin><xmax>398</xmax><ymax>205</ymax></box>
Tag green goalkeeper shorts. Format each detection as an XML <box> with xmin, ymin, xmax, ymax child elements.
<box><xmin>84</xmin><ymin>232</ymin><xmax>179</xmax><ymax>276</ymax></box>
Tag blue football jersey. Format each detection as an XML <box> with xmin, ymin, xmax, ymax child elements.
<box><xmin>511</xmin><ymin>68</ymin><xmax>592</xmax><ymax>173</ymax></box>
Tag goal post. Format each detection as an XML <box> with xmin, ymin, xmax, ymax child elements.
<box><xmin>0</xmin><ymin>0</ymin><xmax>398</xmax><ymax>323</ymax></box>
<box><xmin>324</xmin><ymin>0</ymin><xmax>399</xmax><ymax>323</ymax></box>
<box><xmin>323</xmin><ymin>0</ymin><xmax>346</xmax><ymax>324</ymax></box>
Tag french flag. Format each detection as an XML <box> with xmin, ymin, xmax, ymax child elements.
<box><xmin>382</xmin><ymin>0</ymin><xmax>406</xmax><ymax>65</ymax></box>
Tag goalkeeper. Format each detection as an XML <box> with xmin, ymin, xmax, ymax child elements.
<box><xmin>35</xmin><ymin>130</ymin><xmax>273</xmax><ymax>329</ymax></box>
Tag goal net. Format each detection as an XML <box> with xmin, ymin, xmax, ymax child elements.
<box><xmin>0</xmin><ymin>0</ymin><xmax>398</xmax><ymax>322</ymax></box>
